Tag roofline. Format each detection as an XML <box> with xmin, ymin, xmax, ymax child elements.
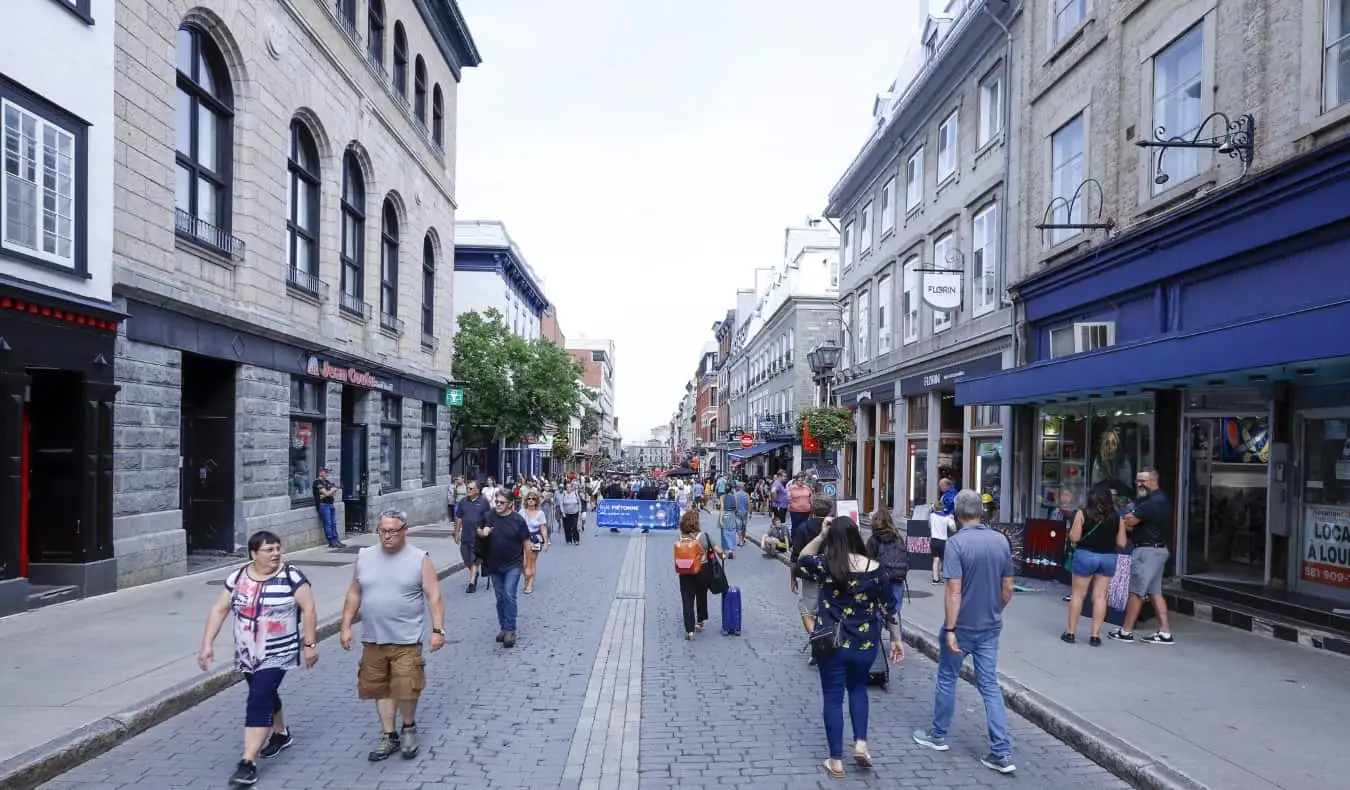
<box><xmin>416</xmin><ymin>0</ymin><xmax>482</xmax><ymax>81</ymax></box>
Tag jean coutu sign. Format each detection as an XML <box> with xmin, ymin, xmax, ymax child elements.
<box><xmin>922</xmin><ymin>272</ymin><xmax>962</xmax><ymax>311</ymax></box>
<box><xmin>306</xmin><ymin>355</ymin><xmax>394</xmax><ymax>392</ymax></box>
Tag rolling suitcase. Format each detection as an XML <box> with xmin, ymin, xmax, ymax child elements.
<box><xmin>721</xmin><ymin>586</ymin><xmax>742</xmax><ymax>635</ymax></box>
<box><xmin>868</xmin><ymin>638</ymin><xmax>890</xmax><ymax>689</ymax></box>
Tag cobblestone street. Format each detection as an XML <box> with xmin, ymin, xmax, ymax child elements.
<box><xmin>43</xmin><ymin>516</ymin><xmax>1124</xmax><ymax>789</ymax></box>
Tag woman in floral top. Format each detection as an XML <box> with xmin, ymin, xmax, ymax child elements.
<box><xmin>799</xmin><ymin>515</ymin><xmax>904</xmax><ymax>779</ymax></box>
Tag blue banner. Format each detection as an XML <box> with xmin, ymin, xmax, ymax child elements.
<box><xmin>594</xmin><ymin>499</ymin><xmax>680</xmax><ymax>530</ymax></box>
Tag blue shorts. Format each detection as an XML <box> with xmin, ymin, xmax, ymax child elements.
<box><xmin>1071</xmin><ymin>548</ymin><xmax>1118</xmax><ymax>578</ymax></box>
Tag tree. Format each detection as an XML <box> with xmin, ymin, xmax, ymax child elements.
<box><xmin>580</xmin><ymin>408</ymin><xmax>600</xmax><ymax>444</ymax></box>
<box><xmin>796</xmin><ymin>406</ymin><xmax>854</xmax><ymax>451</ymax></box>
<box><xmin>551</xmin><ymin>436</ymin><xmax>572</xmax><ymax>460</ymax></box>
<box><xmin>448</xmin><ymin>309</ymin><xmax>586</xmax><ymax>470</ymax></box>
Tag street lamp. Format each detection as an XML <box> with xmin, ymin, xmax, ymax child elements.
<box><xmin>807</xmin><ymin>338</ymin><xmax>844</xmax><ymax>406</ymax></box>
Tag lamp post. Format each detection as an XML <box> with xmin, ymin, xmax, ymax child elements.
<box><xmin>807</xmin><ymin>338</ymin><xmax>844</xmax><ymax>407</ymax></box>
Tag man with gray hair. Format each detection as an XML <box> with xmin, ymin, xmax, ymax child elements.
<box><xmin>914</xmin><ymin>489</ymin><xmax>1016</xmax><ymax>775</ymax></box>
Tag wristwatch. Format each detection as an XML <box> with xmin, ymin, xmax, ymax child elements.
<box><xmin>303</xmin><ymin>642</ymin><xmax>317</xmax><ymax>649</ymax></box>
<box><xmin>943</xmin><ymin>627</ymin><xmax>957</xmax><ymax>634</ymax></box>
<box><xmin>431</xmin><ymin>628</ymin><xmax>445</xmax><ymax>636</ymax></box>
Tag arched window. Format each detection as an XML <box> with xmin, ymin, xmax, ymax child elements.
<box><xmin>340</xmin><ymin>152</ymin><xmax>366</xmax><ymax>314</ymax></box>
<box><xmin>392</xmin><ymin>22</ymin><xmax>408</xmax><ymax>98</ymax></box>
<box><xmin>337</xmin><ymin>0</ymin><xmax>356</xmax><ymax>31</ymax></box>
<box><xmin>175</xmin><ymin>25</ymin><xmax>233</xmax><ymax>249</ymax></box>
<box><xmin>367</xmin><ymin>0</ymin><xmax>385</xmax><ymax>66</ymax></box>
<box><xmin>414</xmin><ymin>56</ymin><xmax>427</xmax><ymax>123</ymax></box>
<box><xmin>421</xmin><ymin>234</ymin><xmax>436</xmax><ymax>338</ymax></box>
<box><xmin>380</xmin><ymin>199</ymin><xmax>399</xmax><ymax>328</ymax></box>
<box><xmin>286</xmin><ymin>120</ymin><xmax>321</xmax><ymax>289</ymax></box>
<box><xmin>431</xmin><ymin>85</ymin><xmax>444</xmax><ymax>146</ymax></box>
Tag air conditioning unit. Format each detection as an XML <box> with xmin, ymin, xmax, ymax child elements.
<box><xmin>1049</xmin><ymin>322</ymin><xmax>1116</xmax><ymax>359</ymax></box>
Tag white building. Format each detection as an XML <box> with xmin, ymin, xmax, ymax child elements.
<box><xmin>623</xmin><ymin>440</ymin><xmax>668</xmax><ymax>469</ymax></box>
<box><xmin>0</xmin><ymin>0</ymin><xmax>118</xmax><ymax>614</ymax></box>
<box><xmin>566</xmin><ymin>336</ymin><xmax>618</xmax><ymax>454</ymax></box>
<box><xmin>452</xmin><ymin>220</ymin><xmax>549</xmax><ymax>341</ymax></box>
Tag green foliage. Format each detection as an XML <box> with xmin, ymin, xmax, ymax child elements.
<box><xmin>450</xmin><ymin>309</ymin><xmax>586</xmax><ymax>464</ymax></box>
<box><xmin>795</xmin><ymin>406</ymin><xmax>854</xmax><ymax>451</ymax></box>
<box><xmin>551</xmin><ymin>435</ymin><xmax>572</xmax><ymax>460</ymax></box>
<box><xmin>580</xmin><ymin>408</ymin><xmax>600</xmax><ymax>443</ymax></box>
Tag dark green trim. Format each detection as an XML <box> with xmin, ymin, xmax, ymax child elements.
<box><xmin>415</xmin><ymin>0</ymin><xmax>482</xmax><ymax>80</ymax></box>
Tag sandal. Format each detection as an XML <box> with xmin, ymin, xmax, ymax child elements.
<box><xmin>853</xmin><ymin>748</ymin><xmax>873</xmax><ymax>768</ymax></box>
<box><xmin>822</xmin><ymin>759</ymin><xmax>845</xmax><ymax>779</ymax></box>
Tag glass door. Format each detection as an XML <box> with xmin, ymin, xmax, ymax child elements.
<box><xmin>1182</xmin><ymin>415</ymin><xmax>1270</xmax><ymax>582</ymax></box>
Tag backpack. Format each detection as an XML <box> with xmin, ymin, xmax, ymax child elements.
<box><xmin>673</xmin><ymin>533</ymin><xmax>707</xmax><ymax>575</ymax></box>
<box><xmin>560</xmin><ymin>490</ymin><xmax>581</xmax><ymax>515</ymax></box>
<box><xmin>870</xmin><ymin>535</ymin><xmax>909</xmax><ymax>581</ymax></box>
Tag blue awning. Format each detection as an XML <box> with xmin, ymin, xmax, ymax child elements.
<box><xmin>730</xmin><ymin>441</ymin><xmax>789</xmax><ymax>461</ymax></box>
<box><xmin>956</xmin><ymin>299</ymin><xmax>1350</xmax><ymax>406</ymax></box>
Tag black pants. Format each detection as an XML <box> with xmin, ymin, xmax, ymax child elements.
<box><xmin>562</xmin><ymin>513</ymin><xmax>580</xmax><ymax>543</ymax></box>
<box><xmin>679</xmin><ymin>574</ymin><xmax>709</xmax><ymax>633</ymax></box>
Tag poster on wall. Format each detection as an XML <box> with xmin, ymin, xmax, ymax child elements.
<box><xmin>1301</xmin><ymin>504</ymin><xmax>1350</xmax><ymax>589</ymax></box>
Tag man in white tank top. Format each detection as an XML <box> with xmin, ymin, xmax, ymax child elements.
<box><xmin>340</xmin><ymin>509</ymin><xmax>445</xmax><ymax>763</ymax></box>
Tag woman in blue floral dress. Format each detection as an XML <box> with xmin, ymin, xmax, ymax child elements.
<box><xmin>798</xmin><ymin>515</ymin><xmax>904</xmax><ymax>779</ymax></box>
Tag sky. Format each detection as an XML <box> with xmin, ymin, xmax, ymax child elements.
<box><xmin>455</xmin><ymin>0</ymin><xmax>919</xmax><ymax>441</ymax></box>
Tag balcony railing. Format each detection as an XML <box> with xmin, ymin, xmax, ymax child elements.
<box><xmin>335</xmin><ymin>11</ymin><xmax>361</xmax><ymax>46</ymax></box>
<box><xmin>175</xmin><ymin>209</ymin><xmax>246</xmax><ymax>261</ymax></box>
<box><xmin>286</xmin><ymin>268</ymin><xmax>328</xmax><ymax>299</ymax></box>
<box><xmin>339</xmin><ymin>291</ymin><xmax>371</xmax><ymax>319</ymax></box>
<box><xmin>379</xmin><ymin>312</ymin><xmax>404</xmax><ymax>335</ymax></box>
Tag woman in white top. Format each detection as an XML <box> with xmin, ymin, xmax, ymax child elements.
<box><xmin>520</xmin><ymin>491</ymin><xmax>551</xmax><ymax>594</ymax></box>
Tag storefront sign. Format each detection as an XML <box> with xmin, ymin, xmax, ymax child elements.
<box><xmin>899</xmin><ymin>353</ymin><xmax>1004</xmax><ymax>395</ymax></box>
<box><xmin>445</xmin><ymin>387</ymin><xmax>464</xmax><ymax>407</ymax></box>
<box><xmin>922</xmin><ymin>272</ymin><xmax>962</xmax><ymax>310</ymax></box>
<box><xmin>1301</xmin><ymin>504</ymin><xmax>1350</xmax><ymax>589</ymax></box>
<box><xmin>306</xmin><ymin>355</ymin><xmax>393</xmax><ymax>392</ymax></box>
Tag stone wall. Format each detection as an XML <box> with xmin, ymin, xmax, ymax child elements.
<box><xmin>112</xmin><ymin>328</ymin><xmax>186</xmax><ymax>587</ymax></box>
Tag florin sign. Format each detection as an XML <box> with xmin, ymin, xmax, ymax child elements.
<box><xmin>306</xmin><ymin>355</ymin><xmax>392</xmax><ymax>391</ymax></box>
<box><xmin>921</xmin><ymin>272</ymin><xmax>962</xmax><ymax>311</ymax></box>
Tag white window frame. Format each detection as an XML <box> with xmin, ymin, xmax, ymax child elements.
<box><xmin>856</xmin><ymin>289</ymin><xmax>871</xmax><ymax>363</ymax></box>
<box><xmin>1325</xmin><ymin>0</ymin><xmax>1350</xmax><ymax>112</ymax></box>
<box><xmin>971</xmin><ymin>204</ymin><xmax>997</xmax><ymax>316</ymax></box>
<box><xmin>1053</xmin><ymin>0</ymin><xmax>1087</xmax><ymax>44</ymax></box>
<box><xmin>902</xmin><ymin>257</ymin><xmax>919</xmax><ymax>344</ymax></box>
<box><xmin>876</xmin><ymin>272</ymin><xmax>893</xmax><ymax>353</ymax></box>
<box><xmin>978</xmin><ymin>70</ymin><xmax>1003</xmax><ymax>147</ymax></box>
<box><xmin>880</xmin><ymin>177</ymin><xmax>896</xmax><ymax>235</ymax></box>
<box><xmin>906</xmin><ymin>148</ymin><xmax>924</xmax><ymax>212</ymax></box>
<box><xmin>932</xmin><ymin>234</ymin><xmax>954</xmax><ymax>333</ymax></box>
<box><xmin>842</xmin><ymin>222</ymin><xmax>854</xmax><ymax>269</ymax></box>
<box><xmin>1049</xmin><ymin>112</ymin><xmax>1085</xmax><ymax>247</ymax></box>
<box><xmin>859</xmin><ymin>201</ymin><xmax>873</xmax><ymax>255</ymax></box>
<box><xmin>841</xmin><ymin>299</ymin><xmax>853</xmax><ymax>368</ymax></box>
<box><xmin>1149</xmin><ymin>24</ymin><xmax>1205</xmax><ymax>194</ymax></box>
<box><xmin>937</xmin><ymin>110</ymin><xmax>959</xmax><ymax>182</ymax></box>
<box><xmin>1</xmin><ymin>99</ymin><xmax>78</xmax><ymax>269</ymax></box>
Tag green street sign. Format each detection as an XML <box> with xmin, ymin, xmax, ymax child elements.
<box><xmin>445</xmin><ymin>387</ymin><xmax>464</xmax><ymax>407</ymax></box>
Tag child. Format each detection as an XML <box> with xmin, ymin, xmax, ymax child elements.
<box><xmin>761</xmin><ymin>516</ymin><xmax>789</xmax><ymax>557</ymax></box>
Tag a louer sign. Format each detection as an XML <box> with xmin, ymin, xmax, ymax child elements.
<box><xmin>922</xmin><ymin>272</ymin><xmax>962</xmax><ymax>310</ymax></box>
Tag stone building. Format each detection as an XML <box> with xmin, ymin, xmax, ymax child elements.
<box><xmin>111</xmin><ymin>0</ymin><xmax>479</xmax><ymax>586</ymax></box>
<box><xmin>824</xmin><ymin>0</ymin><xmax>1022</xmax><ymax>518</ymax></box>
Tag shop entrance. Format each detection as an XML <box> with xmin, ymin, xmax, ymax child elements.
<box><xmin>341</xmin><ymin>386</ymin><xmax>369</xmax><ymax>534</ymax></box>
<box><xmin>26</xmin><ymin>369</ymin><xmax>84</xmax><ymax>565</ymax></box>
<box><xmin>1182</xmin><ymin>415</ymin><xmax>1270</xmax><ymax>583</ymax></box>
<box><xmin>180</xmin><ymin>354</ymin><xmax>237</xmax><ymax>553</ymax></box>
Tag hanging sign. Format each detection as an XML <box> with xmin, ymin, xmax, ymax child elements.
<box><xmin>922</xmin><ymin>272</ymin><xmax>962</xmax><ymax>311</ymax></box>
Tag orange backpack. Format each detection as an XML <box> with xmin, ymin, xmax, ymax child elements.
<box><xmin>673</xmin><ymin>533</ymin><xmax>706</xmax><ymax>575</ymax></box>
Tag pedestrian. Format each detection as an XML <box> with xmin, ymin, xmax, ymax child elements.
<box><xmin>929</xmin><ymin>478</ymin><xmax>957</xmax><ymax>585</ymax></box>
<box><xmin>312</xmin><ymin>467</ymin><xmax>345</xmax><ymax>548</ymax></box>
<box><xmin>1110</xmin><ymin>466</ymin><xmax>1177</xmax><ymax>644</ymax></box>
<box><xmin>797</xmin><ymin>515</ymin><xmax>903</xmax><ymax>779</ymax></box>
<box><xmin>1063</xmin><ymin>482</ymin><xmax>1128</xmax><ymax>645</ymax></box>
<box><xmin>865</xmin><ymin>506</ymin><xmax>909</xmax><ymax>619</ymax></box>
<box><xmin>790</xmin><ymin>494</ymin><xmax>835</xmax><ymax>656</ymax></box>
<box><xmin>520</xmin><ymin>491</ymin><xmax>551</xmax><ymax>594</ymax></box>
<box><xmin>733</xmin><ymin>481</ymin><xmax>750</xmax><ymax>546</ymax></box>
<box><xmin>339</xmin><ymin>509</ymin><xmax>446</xmax><ymax>762</ymax></box>
<box><xmin>716</xmin><ymin>485</ymin><xmax>739</xmax><ymax>560</ymax></box>
<box><xmin>453</xmin><ymin>479</ymin><xmax>490</xmax><ymax>593</ymax></box>
<box><xmin>760</xmin><ymin>515</ymin><xmax>789</xmax><ymax>556</ymax></box>
<box><xmin>770</xmin><ymin>470</ymin><xmax>789</xmax><ymax>523</ymax></box>
<box><xmin>787</xmin><ymin>474</ymin><xmax>813</xmax><ymax>531</ymax></box>
<box><xmin>673</xmin><ymin>508</ymin><xmax>722</xmax><ymax>640</ymax></box>
<box><xmin>477</xmin><ymin>489</ymin><xmax>532</xmax><ymax>647</ymax></box>
<box><xmin>913</xmin><ymin>489</ymin><xmax>1017</xmax><ymax>774</ymax></box>
<box><xmin>559</xmin><ymin>481</ymin><xmax>583</xmax><ymax>544</ymax></box>
<box><xmin>198</xmin><ymin>530</ymin><xmax>319</xmax><ymax>787</ymax></box>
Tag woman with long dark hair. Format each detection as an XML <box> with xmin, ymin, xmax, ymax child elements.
<box><xmin>865</xmin><ymin>507</ymin><xmax>908</xmax><ymax>621</ymax></box>
<box><xmin>798</xmin><ymin>516</ymin><xmax>904</xmax><ymax>779</ymax></box>
<box><xmin>1063</xmin><ymin>482</ymin><xmax>1128</xmax><ymax>645</ymax></box>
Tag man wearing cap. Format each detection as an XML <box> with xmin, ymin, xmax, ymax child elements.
<box><xmin>313</xmin><ymin>467</ymin><xmax>345</xmax><ymax>548</ymax></box>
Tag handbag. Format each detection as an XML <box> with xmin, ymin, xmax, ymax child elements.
<box><xmin>704</xmin><ymin>535</ymin><xmax>730</xmax><ymax>594</ymax></box>
<box><xmin>807</xmin><ymin>614</ymin><xmax>843</xmax><ymax>660</ymax></box>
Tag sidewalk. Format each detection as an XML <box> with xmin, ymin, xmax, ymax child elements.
<box><xmin>749</xmin><ymin>522</ymin><xmax>1342</xmax><ymax>790</ymax></box>
<box><xmin>0</xmin><ymin>521</ymin><xmax>466</xmax><ymax>790</ymax></box>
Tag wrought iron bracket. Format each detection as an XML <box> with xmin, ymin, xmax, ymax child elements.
<box><xmin>1035</xmin><ymin>178</ymin><xmax>1115</xmax><ymax>239</ymax></box>
<box><xmin>1134</xmin><ymin>111</ymin><xmax>1256</xmax><ymax>185</ymax></box>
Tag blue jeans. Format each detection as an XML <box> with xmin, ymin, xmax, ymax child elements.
<box><xmin>490</xmin><ymin>566</ymin><xmax>522</xmax><ymax>632</ymax></box>
<box><xmin>817</xmin><ymin>650</ymin><xmax>873</xmax><ymax>759</ymax></box>
<box><xmin>720</xmin><ymin>514</ymin><xmax>743</xmax><ymax>552</ymax></box>
<box><xmin>930</xmin><ymin>627</ymin><xmax>1011</xmax><ymax>758</ymax></box>
<box><xmin>318</xmin><ymin>503</ymin><xmax>338</xmax><ymax>542</ymax></box>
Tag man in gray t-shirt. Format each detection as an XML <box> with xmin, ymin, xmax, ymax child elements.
<box><xmin>913</xmin><ymin>489</ymin><xmax>1017</xmax><ymax>775</ymax></box>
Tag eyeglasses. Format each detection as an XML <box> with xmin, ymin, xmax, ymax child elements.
<box><xmin>494</xmin><ymin>499</ymin><xmax>510</xmax><ymax>505</ymax></box>
<box><xmin>378</xmin><ymin>526</ymin><xmax>406</xmax><ymax>537</ymax></box>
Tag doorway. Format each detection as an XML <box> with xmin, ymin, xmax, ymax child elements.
<box><xmin>181</xmin><ymin>354</ymin><xmax>237</xmax><ymax>553</ymax></box>
<box><xmin>26</xmin><ymin>369</ymin><xmax>84</xmax><ymax>565</ymax></box>
<box><xmin>341</xmin><ymin>386</ymin><xmax>369</xmax><ymax>533</ymax></box>
<box><xmin>1182</xmin><ymin>415</ymin><xmax>1270</xmax><ymax>583</ymax></box>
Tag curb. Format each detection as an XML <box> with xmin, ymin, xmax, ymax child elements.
<box><xmin>748</xmin><ymin>530</ymin><xmax>1206</xmax><ymax>790</ymax></box>
<box><xmin>0</xmin><ymin>556</ymin><xmax>467</xmax><ymax>790</ymax></box>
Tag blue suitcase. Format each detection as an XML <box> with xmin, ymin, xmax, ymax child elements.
<box><xmin>721</xmin><ymin>586</ymin><xmax>742</xmax><ymax>635</ymax></box>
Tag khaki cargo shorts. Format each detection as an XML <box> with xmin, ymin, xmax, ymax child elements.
<box><xmin>358</xmin><ymin>643</ymin><xmax>426</xmax><ymax>700</ymax></box>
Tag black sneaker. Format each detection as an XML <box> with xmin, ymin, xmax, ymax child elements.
<box><xmin>400</xmin><ymin>725</ymin><xmax>419</xmax><ymax>759</ymax></box>
<box><xmin>228</xmin><ymin>760</ymin><xmax>258</xmax><ymax>786</ymax></box>
<box><xmin>1089</xmin><ymin>635</ymin><xmax>1102</xmax><ymax>647</ymax></box>
<box><xmin>503</xmin><ymin>631</ymin><xmax>517</xmax><ymax>648</ymax></box>
<box><xmin>1060</xmin><ymin>632</ymin><xmax>1076</xmax><ymax>644</ymax></box>
<box><xmin>368</xmin><ymin>732</ymin><xmax>400</xmax><ymax>762</ymax></box>
<box><xmin>1144</xmin><ymin>632</ymin><xmax>1175</xmax><ymax>645</ymax></box>
<box><xmin>930</xmin><ymin>578</ymin><xmax>943</xmax><ymax>586</ymax></box>
<box><xmin>1108</xmin><ymin>629</ymin><xmax>1136</xmax><ymax>643</ymax></box>
<box><xmin>259</xmin><ymin>728</ymin><xmax>293</xmax><ymax>759</ymax></box>
<box><xmin>495</xmin><ymin>631</ymin><xmax>505</xmax><ymax>643</ymax></box>
<box><xmin>465</xmin><ymin>581</ymin><xmax>477</xmax><ymax>593</ymax></box>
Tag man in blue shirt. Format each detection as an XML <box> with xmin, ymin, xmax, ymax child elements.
<box><xmin>914</xmin><ymin>489</ymin><xmax>1016</xmax><ymax>775</ymax></box>
<box><xmin>928</xmin><ymin>478</ymin><xmax>958</xmax><ymax>585</ymax></box>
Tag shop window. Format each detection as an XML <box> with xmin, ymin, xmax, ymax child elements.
<box><xmin>1301</xmin><ymin>416</ymin><xmax>1350</xmax><ymax>590</ymax></box>
<box><xmin>381</xmin><ymin>394</ymin><xmax>402</xmax><ymax>492</ymax></box>
<box><xmin>908</xmin><ymin>439</ymin><xmax>929</xmax><ymax>511</ymax></box>
<box><xmin>971</xmin><ymin>404</ymin><xmax>1001</xmax><ymax>429</ymax></box>
<box><xmin>907</xmin><ymin>395</ymin><xmax>928</xmax><ymax>433</ymax></box>
<box><xmin>937</xmin><ymin>438</ymin><xmax>963</xmax><ymax>486</ymax></box>
<box><xmin>972</xmin><ymin>438</ymin><xmax>1003</xmax><ymax>513</ymax></box>
<box><xmin>939</xmin><ymin>392</ymin><xmax>963</xmax><ymax>432</ymax></box>
<box><xmin>290</xmin><ymin>378</ymin><xmax>326</xmax><ymax>505</ymax></box>
<box><xmin>1037</xmin><ymin>398</ymin><xmax>1155</xmax><ymax>519</ymax></box>
<box><xmin>879</xmin><ymin>402</ymin><xmax>894</xmax><ymax>434</ymax></box>
<box><xmin>420</xmin><ymin>402</ymin><xmax>437</xmax><ymax>486</ymax></box>
<box><xmin>1038</xmin><ymin>408</ymin><xmax>1088</xmax><ymax>517</ymax></box>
